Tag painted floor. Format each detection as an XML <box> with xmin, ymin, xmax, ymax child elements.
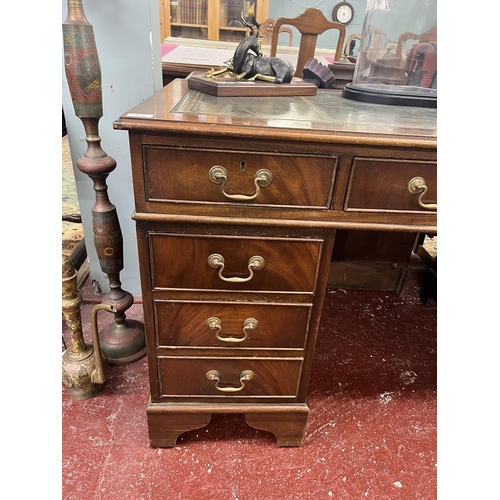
<box><xmin>62</xmin><ymin>273</ymin><xmax>437</xmax><ymax>500</ymax></box>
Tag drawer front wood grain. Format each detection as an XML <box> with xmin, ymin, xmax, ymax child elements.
<box><xmin>154</xmin><ymin>300</ymin><xmax>311</xmax><ymax>348</ymax></box>
<box><xmin>345</xmin><ymin>158</ymin><xmax>437</xmax><ymax>213</ymax></box>
<box><xmin>150</xmin><ymin>233</ymin><xmax>322</xmax><ymax>292</ymax></box>
<box><xmin>143</xmin><ymin>146</ymin><xmax>336</xmax><ymax>208</ymax></box>
<box><xmin>158</xmin><ymin>357</ymin><xmax>302</xmax><ymax>397</ymax></box>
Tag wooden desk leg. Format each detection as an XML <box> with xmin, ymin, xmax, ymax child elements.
<box><xmin>245</xmin><ymin>408</ymin><xmax>309</xmax><ymax>447</ymax></box>
<box><xmin>147</xmin><ymin>411</ymin><xmax>213</xmax><ymax>448</ymax></box>
<box><xmin>145</xmin><ymin>403</ymin><xmax>309</xmax><ymax>447</ymax></box>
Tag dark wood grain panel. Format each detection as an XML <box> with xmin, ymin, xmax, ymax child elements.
<box><xmin>158</xmin><ymin>356</ymin><xmax>303</xmax><ymax>398</ymax></box>
<box><xmin>345</xmin><ymin>158</ymin><xmax>437</xmax><ymax>213</ymax></box>
<box><xmin>144</xmin><ymin>146</ymin><xmax>337</xmax><ymax>208</ymax></box>
<box><xmin>154</xmin><ymin>300</ymin><xmax>311</xmax><ymax>348</ymax></box>
<box><xmin>150</xmin><ymin>233</ymin><xmax>323</xmax><ymax>292</ymax></box>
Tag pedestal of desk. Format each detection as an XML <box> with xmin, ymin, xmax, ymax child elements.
<box><xmin>146</xmin><ymin>400</ymin><xmax>310</xmax><ymax>447</ymax></box>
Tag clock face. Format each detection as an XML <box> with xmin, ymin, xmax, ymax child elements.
<box><xmin>337</xmin><ymin>5</ymin><xmax>353</xmax><ymax>23</ymax></box>
<box><xmin>332</xmin><ymin>2</ymin><xmax>354</xmax><ymax>25</ymax></box>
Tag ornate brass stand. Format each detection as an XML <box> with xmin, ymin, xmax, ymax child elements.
<box><xmin>63</xmin><ymin>0</ymin><xmax>146</xmax><ymax>365</ymax></box>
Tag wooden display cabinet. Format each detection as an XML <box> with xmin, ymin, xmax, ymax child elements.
<box><xmin>160</xmin><ymin>0</ymin><xmax>269</xmax><ymax>43</ymax></box>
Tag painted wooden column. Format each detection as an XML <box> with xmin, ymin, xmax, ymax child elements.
<box><xmin>62</xmin><ymin>0</ymin><xmax>146</xmax><ymax>365</ymax></box>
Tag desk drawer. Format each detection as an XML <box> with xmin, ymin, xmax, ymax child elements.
<box><xmin>345</xmin><ymin>158</ymin><xmax>437</xmax><ymax>213</ymax></box>
<box><xmin>150</xmin><ymin>233</ymin><xmax>322</xmax><ymax>292</ymax></box>
<box><xmin>158</xmin><ymin>356</ymin><xmax>302</xmax><ymax>398</ymax></box>
<box><xmin>143</xmin><ymin>146</ymin><xmax>336</xmax><ymax>208</ymax></box>
<box><xmin>154</xmin><ymin>300</ymin><xmax>311</xmax><ymax>348</ymax></box>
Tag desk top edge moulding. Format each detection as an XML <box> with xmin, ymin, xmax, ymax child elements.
<box><xmin>113</xmin><ymin>78</ymin><xmax>436</xmax><ymax>447</ymax></box>
<box><xmin>63</xmin><ymin>0</ymin><xmax>146</xmax><ymax>365</ymax></box>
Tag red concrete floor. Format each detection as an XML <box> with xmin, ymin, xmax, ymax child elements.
<box><xmin>62</xmin><ymin>275</ymin><xmax>436</xmax><ymax>499</ymax></box>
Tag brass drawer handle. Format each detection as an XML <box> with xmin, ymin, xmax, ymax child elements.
<box><xmin>408</xmin><ymin>177</ymin><xmax>437</xmax><ymax>211</ymax></box>
<box><xmin>206</xmin><ymin>369</ymin><xmax>254</xmax><ymax>393</ymax></box>
<box><xmin>207</xmin><ymin>253</ymin><xmax>265</xmax><ymax>283</ymax></box>
<box><xmin>206</xmin><ymin>317</ymin><xmax>258</xmax><ymax>343</ymax></box>
<box><xmin>209</xmin><ymin>166</ymin><xmax>273</xmax><ymax>201</ymax></box>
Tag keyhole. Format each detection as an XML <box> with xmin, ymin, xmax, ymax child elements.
<box><xmin>240</xmin><ymin>161</ymin><xmax>246</xmax><ymax>172</ymax></box>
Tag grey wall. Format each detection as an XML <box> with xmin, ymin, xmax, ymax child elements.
<box><xmin>62</xmin><ymin>0</ymin><xmax>163</xmax><ymax>296</ymax></box>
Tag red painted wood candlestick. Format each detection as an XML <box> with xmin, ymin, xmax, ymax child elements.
<box><xmin>63</xmin><ymin>0</ymin><xmax>145</xmax><ymax>365</ymax></box>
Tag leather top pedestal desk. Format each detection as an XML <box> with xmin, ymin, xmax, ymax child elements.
<box><xmin>114</xmin><ymin>79</ymin><xmax>437</xmax><ymax>447</ymax></box>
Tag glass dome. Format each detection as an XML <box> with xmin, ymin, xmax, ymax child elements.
<box><xmin>343</xmin><ymin>0</ymin><xmax>437</xmax><ymax>107</ymax></box>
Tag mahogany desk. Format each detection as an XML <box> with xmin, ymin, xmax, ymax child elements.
<box><xmin>114</xmin><ymin>79</ymin><xmax>437</xmax><ymax>447</ymax></box>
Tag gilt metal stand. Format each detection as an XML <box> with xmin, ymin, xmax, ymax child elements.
<box><xmin>63</xmin><ymin>0</ymin><xmax>145</xmax><ymax>365</ymax></box>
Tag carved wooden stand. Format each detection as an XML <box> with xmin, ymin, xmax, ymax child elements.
<box><xmin>62</xmin><ymin>0</ymin><xmax>145</xmax><ymax>365</ymax></box>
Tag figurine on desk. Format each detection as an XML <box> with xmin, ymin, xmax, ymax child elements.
<box><xmin>205</xmin><ymin>4</ymin><xmax>294</xmax><ymax>84</ymax></box>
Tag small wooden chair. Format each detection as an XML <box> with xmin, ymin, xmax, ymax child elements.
<box><xmin>259</xmin><ymin>18</ymin><xmax>293</xmax><ymax>46</ymax></box>
<box><xmin>270</xmin><ymin>8</ymin><xmax>346</xmax><ymax>77</ymax></box>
